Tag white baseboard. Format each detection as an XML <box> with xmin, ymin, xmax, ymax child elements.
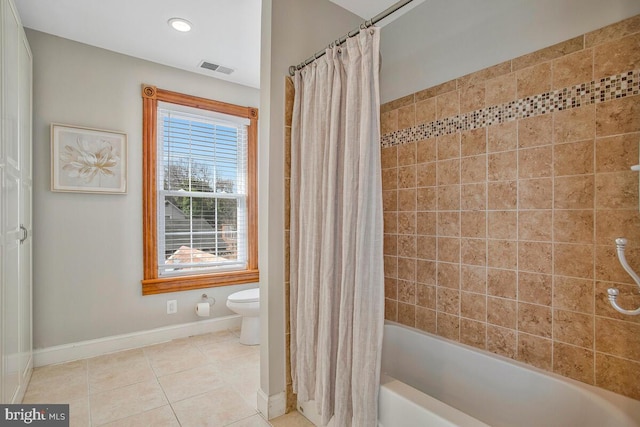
<box><xmin>33</xmin><ymin>315</ymin><xmax>241</xmax><ymax>367</ymax></box>
<box><xmin>257</xmin><ymin>388</ymin><xmax>286</xmax><ymax>420</ymax></box>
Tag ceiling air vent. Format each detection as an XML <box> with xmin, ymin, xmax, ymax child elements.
<box><xmin>199</xmin><ymin>61</ymin><xmax>234</xmax><ymax>75</ymax></box>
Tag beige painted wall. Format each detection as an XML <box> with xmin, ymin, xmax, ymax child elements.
<box><xmin>28</xmin><ymin>29</ymin><xmax>260</xmax><ymax>349</ymax></box>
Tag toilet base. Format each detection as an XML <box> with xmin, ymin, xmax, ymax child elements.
<box><xmin>240</xmin><ymin>316</ymin><xmax>260</xmax><ymax>345</ymax></box>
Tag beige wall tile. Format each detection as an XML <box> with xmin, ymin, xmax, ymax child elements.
<box><xmin>438</xmin><ymin>237</ymin><xmax>460</xmax><ymax>263</ymax></box>
<box><xmin>397</xmin><ymin>302</ymin><xmax>416</xmax><ymax>327</ymax></box>
<box><xmin>595</xmin><ymin>171</ymin><xmax>638</xmax><ymax>210</ymax></box>
<box><xmin>518</xmin><ymin>272</ymin><xmax>552</xmax><ymax>306</ymax></box>
<box><xmin>437</xmin><ymin>211</ymin><xmax>460</xmax><ymax>237</ymax></box>
<box><xmin>488</xmin><ymin>210</ymin><xmax>517</xmax><ymax>239</ymax></box>
<box><xmin>398</xmin><ymin>235</ymin><xmax>417</xmax><ymax>258</ymax></box>
<box><xmin>553</xmin><ymin>210</ymin><xmax>594</xmax><ymax>243</ymax></box>
<box><xmin>385</xmin><ymin>277</ymin><xmax>398</xmax><ymax>300</ymax></box>
<box><xmin>382</xmin><ymin>168</ymin><xmax>397</xmax><ymax>190</ymax></box>
<box><xmin>381</xmin><ymin>146</ymin><xmax>397</xmax><ymax>169</ymax></box>
<box><xmin>398</xmin><ymin>104</ymin><xmax>416</xmax><ymax>131</ymax></box>
<box><xmin>519</xmin><ymin>178</ymin><xmax>553</xmax><ymax>209</ymax></box>
<box><xmin>437</xmin><ymin>262</ymin><xmax>460</xmax><ymax>289</ymax></box>
<box><xmin>486</xmin><ymin>325</ymin><xmax>517</xmax><ymax>358</ymax></box>
<box><xmin>381</xmin><ymin>94</ymin><xmax>414</xmax><ymax>114</ymax></box>
<box><xmin>384</xmin><ymin>234</ymin><xmax>397</xmax><ymax>256</ymax></box>
<box><xmin>415</xmin><ymin>81</ymin><xmax>457</xmax><ymax>102</ymax></box>
<box><xmin>595</xmin><ymin>210</ymin><xmax>640</xmax><ymax>245</ymax></box>
<box><xmin>488</xmin><ymin>181</ymin><xmax>517</xmax><ymax>209</ymax></box>
<box><xmin>417</xmin><ymin>138</ymin><xmax>437</xmax><ymax>163</ymax></box>
<box><xmin>554</xmin><ymin>276</ymin><xmax>595</xmax><ymax>314</ymax></box>
<box><xmin>460</xmin><ymin>319</ymin><xmax>487</xmax><ymax>350</ymax></box>
<box><xmin>461</xmin><ymin>211</ymin><xmax>486</xmax><ymax>238</ymax></box>
<box><xmin>460</xmin><ymin>84</ymin><xmax>485</xmax><ymax>113</ymax></box>
<box><xmin>398</xmin><ymin>142</ymin><xmax>417</xmax><ymax>165</ymax></box>
<box><xmin>586</xmin><ymin>14</ymin><xmax>640</xmax><ymax>47</ymax></box>
<box><xmin>416</xmin><ymin>283</ymin><xmax>436</xmax><ymax>308</ymax></box>
<box><xmin>596</xmin><ymin>317</ymin><xmax>640</xmax><ymax>360</ymax></box>
<box><xmin>416</xmin><ymin>211</ymin><xmax>436</xmax><ymax>235</ymax></box>
<box><xmin>488</xmin><ymin>151</ymin><xmax>518</xmax><ymax>181</ymax></box>
<box><xmin>457</xmin><ymin>61</ymin><xmax>512</xmax><ymax>87</ymax></box>
<box><xmin>519</xmin><ymin>146</ymin><xmax>553</xmax><ymax>179</ymax></box>
<box><xmin>437</xmin><ymin>185</ymin><xmax>461</xmax><ymax>211</ymax></box>
<box><xmin>518</xmin><ymin>333</ymin><xmax>552</xmax><ymax>371</ymax></box>
<box><xmin>593</xmin><ymin>32</ymin><xmax>640</xmax><ymax>79</ymax></box>
<box><xmin>416</xmin><ymin>259</ymin><xmax>437</xmax><ymax>285</ymax></box>
<box><xmin>398</xmin><ymin>280</ymin><xmax>416</xmax><ymax>304</ymax></box>
<box><xmin>518</xmin><ymin>114</ymin><xmax>553</xmax><ymax>148</ymax></box>
<box><xmin>595</xmin><ymin>244</ymin><xmax>640</xmax><ymax>285</ymax></box>
<box><xmin>381</xmin><ymin>109</ymin><xmax>398</xmax><ymax>134</ymax></box>
<box><xmin>517</xmin><ymin>62</ymin><xmax>551</xmax><ymax>98</ymax></box>
<box><xmin>384</xmin><ymin>212</ymin><xmax>397</xmax><ymax>234</ymax></box>
<box><xmin>461</xmin><ymin>128</ymin><xmax>487</xmax><ymax>156</ymax></box>
<box><xmin>596</xmin><ymin>96</ymin><xmax>640</xmax><ymax>136</ymax></box>
<box><xmin>398</xmin><ymin>212</ymin><xmax>417</xmax><ymax>235</ymax></box>
<box><xmin>417</xmin><ymin>187</ymin><xmax>437</xmax><ymax>211</ymax></box>
<box><xmin>461</xmin><ymin>265</ymin><xmax>487</xmax><ymax>293</ymax></box>
<box><xmin>437</xmin><ymin>159</ymin><xmax>460</xmax><ymax>185</ymax></box>
<box><xmin>486</xmin><ymin>73</ymin><xmax>517</xmax><ymax>106</ymax></box>
<box><xmin>384</xmin><ymin>255</ymin><xmax>397</xmax><ymax>279</ymax></box>
<box><xmin>487</xmin><ymin>268</ymin><xmax>517</xmax><ymax>299</ymax></box>
<box><xmin>512</xmin><ymin>36</ymin><xmax>584</xmax><ymax>71</ymax></box>
<box><xmin>554</xmin><ymin>309</ymin><xmax>594</xmax><ymax>348</ymax></box>
<box><xmin>437</xmin><ymin>312</ymin><xmax>460</xmax><ymax>341</ymax></box>
<box><xmin>436</xmin><ymin>90</ymin><xmax>460</xmax><ymax>119</ymax></box>
<box><xmin>595</xmin><ymin>353</ymin><xmax>640</xmax><ymax>400</ymax></box>
<box><xmin>461</xmin><ymin>238</ymin><xmax>487</xmax><ymax>267</ymax></box>
<box><xmin>383</xmin><ymin>189</ymin><xmax>397</xmax><ymax>211</ymax></box>
<box><xmin>461</xmin><ymin>183</ymin><xmax>486</xmax><ymax>210</ymax></box>
<box><xmin>416</xmin><ymin>98</ymin><xmax>436</xmax><ymax>125</ymax></box>
<box><xmin>397</xmin><ymin>257</ymin><xmax>416</xmax><ymax>281</ymax></box>
<box><xmin>437</xmin><ymin>133</ymin><xmax>461</xmax><ymax>160</ymax></box>
<box><xmin>553</xmin><ymin>342</ymin><xmax>594</xmax><ymax>384</ymax></box>
<box><xmin>487</xmin><ymin>240</ymin><xmax>517</xmax><ymax>270</ymax></box>
<box><xmin>554</xmin><ymin>175</ymin><xmax>594</xmax><ymax>209</ymax></box>
<box><xmin>554</xmin><ymin>104</ymin><xmax>596</xmax><ymax>144</ymax></box>
<box><xmin>415</xmin><ymin>307</ymin><xmax>436</xmax><ymax>333</ymax></box>
<box><xmin>554</xmin><ymin>140</ymin><xmax>594</xmax><ymax>176</ymax></box>
<box><xmin>397</xmin><ymin>165</ymin><xmax>416</xmax><ymax>189</ymax></box>
<box><xmin>518</xmin><ymin>303</ymin><xmax>552</xmax><ymax>338</ymax></box>
<box><xmin>460</xmin><ymin>154</ymin><xmax>487</xmax><ymax>184</ymax></box>
<box><xmin>385</xmin><ymin>298</ymin><xmax>398</xmax><ymax>321</ymax></box>
<box><xmin>397</xmin><ymin>188</ymin><xmax>417</xmax><ymax>211</ymax></box>
<box><xmin>552</xmin><ymin>49</ymin><xmax>594</xmax><ymax>89</ymax></box>
<box><xmin>518</xmin><ymin>241</ymin><xmax>553</xmax><ymax>274</ymax></box>
<box><xmin>488</xmin><ymin>121</ymin><xmax>518</xmax><ymax>152</ymax></box>
<box><xmin>437</xmin><ymin>287</ymin><xmax>460</xmax><ymax>315</ymax></box>
<box><xmin>461</xmin><ymin>291</ymin><xmax>486</xmax><ymax>321</ymax></box>
<box><xmin>595</xmin><ymin>133</ymin><xmax>640</xmax><ymax>173</ymax></box>
<box><xmin>518</xmin><ymin>210</ymin><xmax>552</xmax><ymax>242</ymax></box>
<box><xmin>554</xmin><ymin>243</ymin><xmax>594</xmax><ymax>279</ymax></box>
<box><xmin>417</xmin><ymin>235</ymin><xmax>437</xmax><ymax>260</ymax></box>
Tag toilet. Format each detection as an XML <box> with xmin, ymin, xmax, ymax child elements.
<box><xmin>226</xmin><ymin>288</ymin><xmax>260</xmax><ymax>345</ymax></box>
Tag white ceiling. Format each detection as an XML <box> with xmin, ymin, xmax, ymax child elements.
<box><xmin>13</xmin><ymin>0</ymin><xmax>401</xmax><ymax>90</ymax></box>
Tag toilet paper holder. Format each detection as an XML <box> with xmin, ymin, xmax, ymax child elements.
<box><xmin>201</xmin><ymin>293</ymin><xmax>216</xmax><ymax>306</ymax></box>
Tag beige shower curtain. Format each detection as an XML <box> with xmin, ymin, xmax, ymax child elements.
<box><xmin>290</xmin><ymin>27</ymin><xmax>384</xmax><ymax>426</ymax></box>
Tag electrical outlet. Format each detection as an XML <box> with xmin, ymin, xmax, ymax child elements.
<box><xmin>167</xmin><ymin>300</ymin><xmax>177</xmax><ymax>314</ymax></box>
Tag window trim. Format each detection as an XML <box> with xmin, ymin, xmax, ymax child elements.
<box><xmin>141</xmin><ymin>84</ymin><xmax>259</xmax><ymax>295</ymax></box>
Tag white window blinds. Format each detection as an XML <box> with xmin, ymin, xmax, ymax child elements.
<box><xmin>157</xmin><ymin>105</ymin><xmax>248</xmax><ymax>276</ymax></box>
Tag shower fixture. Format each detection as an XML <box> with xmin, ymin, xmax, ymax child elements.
<box><xmin>607</xmin><ymin>237</ymin><xmax>640</xmax><ymax>315</ymax></box>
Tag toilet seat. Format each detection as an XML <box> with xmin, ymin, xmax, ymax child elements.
<box><xmin>228</xmin><ymin>288</ymin><xmax>259</xmax><ymax>303</ymax></box>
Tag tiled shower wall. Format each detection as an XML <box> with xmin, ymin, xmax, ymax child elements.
<box><xmin>381</xmin><ymin>15</ymin><xmax>640</xmax><ymax>400</ymax></box>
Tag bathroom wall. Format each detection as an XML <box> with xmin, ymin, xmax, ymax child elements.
<box><xmin>28</xmin><ymin>29</ymin><xmax>260</xmax><ymax>349</ymax></box>
<box><xmin>381</xmin><ymin>15</ymin><xmax>640</xmax><ymax>399</ymax></box>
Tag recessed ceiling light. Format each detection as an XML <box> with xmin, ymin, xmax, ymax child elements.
<box><xmin>168</xmin><ymin>18</ymin><xmax>192</xmax><ymax>32</ymax></box>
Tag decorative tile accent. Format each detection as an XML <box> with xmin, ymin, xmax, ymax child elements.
<box><xmin>381</xmin><ymin>69</ymin><xmax>640</xmax><ymax>147</ymax></box>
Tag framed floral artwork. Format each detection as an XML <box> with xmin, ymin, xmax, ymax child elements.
<box><xmin>51</xmin><ymin>124</ymin><xmax>127</xmax><ymax>194</ymax></box>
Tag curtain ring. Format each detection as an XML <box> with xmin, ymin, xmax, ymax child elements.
<box><xmin>370</xmin><ymin>29</ymin><xmax>375</xmax><ymax>35</ymax></box>
<box><xmin>360</xmin><ymin>23</ymin><xmax>367</xmax><ymax>30</ymax></box>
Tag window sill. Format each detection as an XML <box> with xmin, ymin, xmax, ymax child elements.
<box><xmin>141</xmin><ymin>269</ymin><xmax>260</xmax><ymax>295</ymax></box>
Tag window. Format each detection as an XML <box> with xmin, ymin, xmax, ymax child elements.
<box><xmin>141</xmin><ymin>85</ymin><xmax>258</xmax><ymax>295</ymax></box>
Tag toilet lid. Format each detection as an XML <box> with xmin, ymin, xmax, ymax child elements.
<box><xmin>228</xmin><ymin>288</ymin><xmax>260</xmax><ymax>303</ymax></box>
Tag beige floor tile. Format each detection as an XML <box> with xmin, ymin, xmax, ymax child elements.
<box><xmin>227</xmin><ymin>413</ymin><xmax>271</xmax><ymax>427</ymax></box>
<box><xmin>200</xmin><ymin>339</ymin><xmax>259</xmax><ymax>363</ymax></box>
<box><xmin>189</xmin><ymin>329</ymin><xmax>239</xmax><ymax>347</ymax></box>
<box><xmin>172</xmin><ymin>386</ymin><xmax>256</xmax><ymax>427</ymax></box>
<box><xmin>90</xmin><ymin>380</ymin><xmax>167</xmax><ymax>425</ymax></box>
<box><xmin>69</xmin><ymin>397</ymin><xmax>90</xmax><ymax>427</ymax></box>
<box><xmin>144</xmin><ymin>340</ymin><xmax>209</xmax><ymax>377</ymax></box>
<box><xmin>157</xmin><ymin>364</ymin><xmax>225</xmax><ymax>403</ymax></box>
<box><xmin>270</xmin><ymin>411</ymin><xmax>315</xmax><ymax>427</ymax></box>
<box><xmin>88</xmin><ymin>349</ymin><xmax>155</xmax><ymax>394</ymax></box>
<box><xmin>23</xmin><ymin>361</ymin><xmax>88</xmax><ymax>404</ymax></box>
<box><xmin>98</xmin><ymin>405</ymin><xmax>179</xmax><ymax>427</ymax></box>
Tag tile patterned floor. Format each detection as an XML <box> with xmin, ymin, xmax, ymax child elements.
<box><xmin>24</xmin><ymin>328</ymin><xmax>272</xmax><ymax>426</ymax></box>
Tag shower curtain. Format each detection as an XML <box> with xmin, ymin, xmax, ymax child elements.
<box><xmin>290</xmin><ymin>27</ymin><xmax>384</xmax><ymax>426</ymax></box>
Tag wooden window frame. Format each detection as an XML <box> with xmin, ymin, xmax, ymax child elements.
<box><xmin>141</xmin><ymin>84</ymin><xmax>259</xmax><ymax>295</ymax></box>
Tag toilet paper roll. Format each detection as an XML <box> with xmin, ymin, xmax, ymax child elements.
<box><xmin>196</xmin><ymin>302</ymin><xmax>210</xmax><ymax>317</ymax></box>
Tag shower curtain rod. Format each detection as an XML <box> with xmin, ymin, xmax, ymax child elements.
<box><xmin>288</xmin><ymin>0</ymin><xmax>414</xmax><ymax>76</ymax></box>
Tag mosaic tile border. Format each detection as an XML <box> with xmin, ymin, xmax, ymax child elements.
<box><xmin>380</xmin><ymin>69</ymin><xmax>640</xmax><ymax>148</ymax></box>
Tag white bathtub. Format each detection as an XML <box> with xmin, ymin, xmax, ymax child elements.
<box><xmin>379</xmin><ymin>322</ymin><xmax>640</xmax><ymax>427</ymax></box>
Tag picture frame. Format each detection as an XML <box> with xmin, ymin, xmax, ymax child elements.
<box><xmin>51</xmin><ymin>123</ymin><xmax>127</xmax><ymax>194</ymax></box>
